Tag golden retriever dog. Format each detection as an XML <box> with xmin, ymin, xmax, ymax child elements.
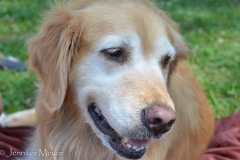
<box><xmin>2</xmin><ymin>0</ymin><xmax>214</xmax><ymax>159</ymax></box>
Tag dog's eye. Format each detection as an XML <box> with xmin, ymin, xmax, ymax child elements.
<box><xmin>101</xmin><ymin>48</ymin><xmax>124</xmax><ymax>62</ymax></box>
<box><xmin>161</xmin><ymin>55</ymin><xmax>171</xmax><ymax>68</ymax></box>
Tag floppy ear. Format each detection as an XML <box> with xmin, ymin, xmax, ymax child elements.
<box><xmin>28</xmin><ymin>4</ymin><xmax>78</xmax><ymax>113</ymax></box>
<box><xmin>157</xmin><ymin>10</ymin><xmax>190</xmax><ymax>60</ymax></box>
<box><xmin>156</xmin><ymin>10</ymin><xmax>190</xmax><ymax>74</ymax></box>
<box><xmin>166</xmin><ymin>23</ymin><xmax>190</xmax><ymax>60</ymax></box>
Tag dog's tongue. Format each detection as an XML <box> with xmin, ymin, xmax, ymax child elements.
<box><xmin>129</xmin><ymin>138</ymin><xmax>150</xmax><ymax>146</ymax></box>
<box><xmin>122</xmin><ymin>137</ymin><xmax>150</xmax><ymax>151</ymax></box>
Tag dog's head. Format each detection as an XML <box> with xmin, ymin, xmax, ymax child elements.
<box><xmin>29</xmin><ymin>0</ymin><xmax>189</xmax><ymax>159</ymax></box>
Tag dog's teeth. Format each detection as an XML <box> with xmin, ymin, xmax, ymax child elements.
<box><xmin>136</xmin><ymin>148</ymin><xmax>140</xmax><ymax>151</ymax></box>
<box><xmin>141</xmin><ymin>146</ymin><xmax>144</xmax><ymax>150</ymax></box>
<box><xmin>132</xmin><ymin>146</ymin><xmax>137</xmax><ymax>150</ymax></box>
<box><xmin>123</xmin><ymin>137</ymin><xmax>129</xmax><ymax>143</ymax></box>
<box><xmin>127</xmin><ymin>144</ymin><xmax>132</xmax><ymax>149</ymax></box>
<box><xmin>95</xmin><ymin>107</ymin><xmax>101</xmax><ymax>115</ymax></box>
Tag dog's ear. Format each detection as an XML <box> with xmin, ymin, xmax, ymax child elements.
<box><xmin>156</xmin><ymin>10</ymin><xmax>190</xmax><ymax>73</ymax></box>
<box><xmin>158</xmin><ymin>10</ymin><xmax>190</xmax><ymax>59</ymax></box>
<box><xmin>166</xmin><ymin>23</ymin><xmax>190</xmax><ymax>60</ymax></box>
<box><xmin>28</xmin><ymin>4</ymin><xmax>78</xmax><ymax>113</ymax></box>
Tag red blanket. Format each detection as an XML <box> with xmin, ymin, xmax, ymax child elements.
<box><xmin>0</xmin><ymin>112</ymin><xmax>239</xmax><ymax>160</ymax></box>
<box><xmin>201</xmin><ymin>111</ymin><xmax>240</xmax><ymax>160</ymax></box>
<box><xmin>0</xmin><ymin>127</ymin><xmax>35</xmax><ymax>159</ymax></box>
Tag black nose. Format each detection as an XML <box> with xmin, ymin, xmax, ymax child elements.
<box><xmin>142</xmin><ymin>103</ymin><xmax>176</xmax><ymax>134</ymax></box>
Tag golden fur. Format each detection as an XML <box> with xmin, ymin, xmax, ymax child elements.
<box><xmin>3</xmin><ymin>0</ymin><xmax>214</xmax><ymax>159</ymax></box>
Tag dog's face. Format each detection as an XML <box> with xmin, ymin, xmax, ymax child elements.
<box><xmin>29</xmin><ymin>0</ymin><xmax>189</xmax><ymax>159</ymax></box>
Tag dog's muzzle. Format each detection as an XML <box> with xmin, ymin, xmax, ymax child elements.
<box><xmin>88</xmin><ymin>103</ymin><xmax>175</xmax><ymax>159</ymax></box>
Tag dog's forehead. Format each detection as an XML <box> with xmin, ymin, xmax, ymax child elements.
<box><xmin>77</xmin><ymin>0</ymin><xmax>172</xmax><ymax>56</ymax></box>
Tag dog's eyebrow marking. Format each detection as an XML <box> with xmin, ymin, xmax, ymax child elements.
<box><xmin>96</xmin><ymin>33</ymin><xmax>142</xmax><ymax>52</ymax></box>
<box><xmin>96</xmin><ymin>35</ymin><xmax>128</xmax><ymax>51</ymax></box>
<box><xmin>151</xmin><ymin>37</ymin><xmax>177</xmax><ymax>61</ymax></box>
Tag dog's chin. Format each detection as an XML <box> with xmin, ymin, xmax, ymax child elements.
<box><xmin>88</xmin><ymin>103</ymin><xmax>151</xmax><ymax>160</ymax></box>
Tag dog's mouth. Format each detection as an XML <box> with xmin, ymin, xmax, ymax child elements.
<box><xmin>88</xmin><ymin>103</ymin><xmax>150</xmax><ymax>159</ymax></box>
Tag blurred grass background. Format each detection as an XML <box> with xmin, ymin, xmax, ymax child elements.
<box><xmin>0</xmin><ymin>0</ymin><xmax>239</xmax><ymax>119</ymax></box>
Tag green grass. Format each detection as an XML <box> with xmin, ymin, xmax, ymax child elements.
<box><xmin>0</xmin><ymin>0</ymin><xmax>51</xmax><ymax>112</ymax></box>
<box><xmin>0</xmin><ymin>0</ymin><xmax>239</xmax><ymax>119</ymax></box>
